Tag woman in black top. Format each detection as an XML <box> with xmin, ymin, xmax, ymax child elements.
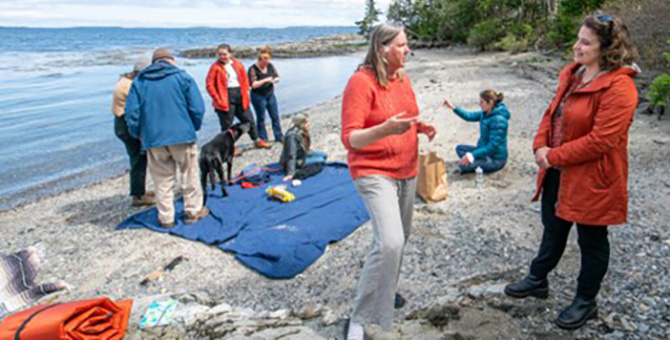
<box><xmin>249</xmin><ymin>46</ymin><xmax>283</xmax><ymax>142</ymax></box>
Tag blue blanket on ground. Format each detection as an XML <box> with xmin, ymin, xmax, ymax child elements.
<box><xmin>116</xmin><ymin>162</ymin><xmax>369</xmax><ymax>279</ymax></box>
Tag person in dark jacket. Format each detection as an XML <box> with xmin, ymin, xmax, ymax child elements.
<box><xmin>111</xmin><ymin>56</ymin><xmax>155</xmax><ymax>207</ymax></box>
<box><xmin>249</xmin><ymin>46</ymin><xmax>283</xmax><ymax>143</ymax></box>
<box><xmin>444</xmin><ymin>89</ymin><xmax>510</xmax><ymax>174</ymax></box>
<box><xmin>280</xmin><ymin>113</ymin><xmax>327</xmax><ymax>181</ymax></box>
<box><xmin>125</xmin><ymin>48</ymin><xmax>209</xmax><ymax>228</ymax></box>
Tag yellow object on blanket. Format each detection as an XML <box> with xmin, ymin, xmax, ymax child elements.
<box><xmin>266</xmin><ymin>186</ymin><xmax>295</xmax><ymax>203</ymax></box>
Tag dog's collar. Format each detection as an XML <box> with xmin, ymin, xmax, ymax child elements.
<box><xmin>227</xmin><ymin>128</ymin><xmax>236</xmax><ymax>139</ymax></box>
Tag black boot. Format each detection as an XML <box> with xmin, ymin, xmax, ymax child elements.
<box><xmin>504</xmin><ymin>274</ymin><xmax>549</xmax><ymax>299</ymax></box>
<box><xmin>555</xmin><ymin>296</ymin><xmax>598</xmax><ymax>329</ymax></box>
<box><xmin>394</xmin><ymin>293</ymin><xmax>406</xmax><ymax>309</ymax></box>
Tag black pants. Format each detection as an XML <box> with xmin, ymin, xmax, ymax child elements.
<box><xmin>114</xmin><ymin>116</ymin><xmax>147</xmax><ymax>198</ymax></box>
<box><xmin>529</xmin><ymin>168</ymin><xmax>610</xmax><ymax>300</ymax></box>
<box><xmin>215</xmin><ymin>87</ymin><xmax>259</xmax><ymax>141</ymax></box>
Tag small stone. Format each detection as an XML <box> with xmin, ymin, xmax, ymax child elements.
<box><xmin>467</xmin><ymin>285</ymin><xmax>485</xmax><ymax>298</ymax></box>
<box><xmin>639</xmin><ymin>304</ymin><xmax>650</xmax><ymax>312</ymax></box>
<box><xmin>638</xmin><ymin>322</ymin><xmax>649</xmax><ymax>333</ymax></box>
<box><xmin>253</xmin><ymin>310</ymin><xmax>270</xmax><ymax>319</ymax></box>
<box><xmin>298</xmin><ymin>304</ymin><xmax>323</xmax><ymax>320</ymax></box>
<box><xmin>321</xmin><ymin>308</ymin><xmax>338</xmax><ymax>326</ymax></box>
<box><xmin>620</xmin><ymin>317</ymin><xmax>637</xmax><ymax>331</ymax></box>
<box><xmin>269</xmin><ymin>309</ymin><xmax>290</xmax><ymax>319</ymax></box>
<box><xmin>209</xmin><ymin>303</ymin><xmax>232</xmax><ymax>315</ymax></box>
<box><xmin>484</xmin><ymin>284</ymin><xmax>507</xmax><ymax>296</ymax></box>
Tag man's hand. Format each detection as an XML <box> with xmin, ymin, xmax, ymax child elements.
<box><xmin>283</xmin><ymin>175</ymin><xmax>293</xmax><ymax>182</ymax></box>
<box><xmin>459</xmin><ymin>155</ymin><xmax>471</xmax><ymax>166</ymax></box>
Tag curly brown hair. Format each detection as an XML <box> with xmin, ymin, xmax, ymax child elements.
<box><xmin>583</xmin><ymin>14</ymin><xmax>638</xmax><ymax>70</ymax></box>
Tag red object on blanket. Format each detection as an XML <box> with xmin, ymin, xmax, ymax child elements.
<box><xmin>241</xmin><ymin>181</ymin><xmax>261</xmax><ymax>189</ymax></box>
<box><xmin>0</xmin><ymin>298</ymin><xmax>132</xmax><ymax>340</ymax></box>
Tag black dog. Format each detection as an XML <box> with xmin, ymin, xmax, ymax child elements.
<box><xmin>200</xmin><ymin>123</ymin><xmax>249</xmax><ymax>205</ymax></box>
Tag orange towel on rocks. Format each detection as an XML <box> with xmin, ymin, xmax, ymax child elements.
<box><xmin>0</xmin><ymin>298</ymin><xmax>132</xmax><ymax>340</ymax></box>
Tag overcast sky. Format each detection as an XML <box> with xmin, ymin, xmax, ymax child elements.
<box><xmin>0</xmin><ymin>0</ymin><xmax>392</xmax><ymax>28</ymax></box>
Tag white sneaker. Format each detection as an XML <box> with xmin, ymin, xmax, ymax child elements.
<box><xmin>346</xmin><ymin>320</ymin><xmax>364</xmax><ymax>340</ymax></box>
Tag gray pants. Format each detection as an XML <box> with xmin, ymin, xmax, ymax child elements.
<box><xmin>352</xmin><ymin>175</ymin><xmax>417</xmax><ymax>329</ymax></box>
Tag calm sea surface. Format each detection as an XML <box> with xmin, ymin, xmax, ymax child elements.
<box><xmin>0</xmin><ymin>27</ymin><xmax>360</xmax><ymax>210</ymax></box>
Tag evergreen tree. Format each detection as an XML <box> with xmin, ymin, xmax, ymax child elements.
<box><xmin>356</xmin><ymin>0</ymin><xmax>382</xmax><ymax>38</ymax></box>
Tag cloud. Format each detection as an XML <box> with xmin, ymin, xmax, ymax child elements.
<box><xmin>0</xmin><ymin>0</ymin><xmax>393</xmax><ymax>27</ymax></box>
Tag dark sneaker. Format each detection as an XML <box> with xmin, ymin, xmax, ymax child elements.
<box><xmin>555</xmin><ymin>296</ymin><xmax>598</xmax><ymax>330</ymax></box>
<box><xmin>504</xmin><ymin>275</ymin><xmax>549</xmax><ymax>299</ymax></box>
<box><xmin>184</xmin><ymin>207</ymin><xmax>209</xmax><ymax>224</ymax></box>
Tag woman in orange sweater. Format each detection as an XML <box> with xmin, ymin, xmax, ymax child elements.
<box><xmin>341</xmin><ymin>23</ymin><xmax>435</xmax><ymax>339</ymax></box>
<box><xmin>504</xmin><ymin>13</ymin><xmax>639</xmax><ymax>330</ymax></box>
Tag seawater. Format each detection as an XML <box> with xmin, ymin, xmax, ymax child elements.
<box><xmin>0</xmin><ymin>26</ymin><xmax>360</xmax><ymax>210</ymax></box>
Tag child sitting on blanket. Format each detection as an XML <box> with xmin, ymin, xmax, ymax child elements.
<box><xmin>280</xmin><ymin>113</ymin><xmax>327</xmax><ymax>181</ymax></box>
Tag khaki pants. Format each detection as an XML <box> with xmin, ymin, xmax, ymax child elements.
<box><xmin>351</xmin><ymin>175</ymin><xmax>417</xmax><ymax>329</ymax></box>
<box><xmin>147</xmin><ymin>143</ymin><xmax>203</xmax><ymax>225</ymax></box>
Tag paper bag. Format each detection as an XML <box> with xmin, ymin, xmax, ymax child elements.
<box><xmin>417</xmin><ymin>151</ymin><xmax>448</xmax><ymax>202</ymax></box>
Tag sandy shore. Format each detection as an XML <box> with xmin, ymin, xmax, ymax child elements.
<box><xmin>1</xmin><ymin>48</ymin><xmax>668</xmax><ymax>339</ymax></box>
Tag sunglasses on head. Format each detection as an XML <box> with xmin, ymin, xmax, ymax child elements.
<box><xmin>596</xmin><ymin>12</ymin><xmax>613</xmax><ymax>24</ymax></box>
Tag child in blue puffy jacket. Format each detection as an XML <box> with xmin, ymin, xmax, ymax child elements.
<box><xmin>444</xmin><ymin>89</ymin><xmax>510</xmax><ymax>174</ymax></box>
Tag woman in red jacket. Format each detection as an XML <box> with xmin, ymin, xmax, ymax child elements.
<box><xmin>341</xmin><ymin>23</ymin><xmax>435</xmax><ymax>340</ymax></box>
<box><xmin>505</xmin><ymin>13</ymin><xmax>639</xmax><ymax>330</ymax></box>
<box><xmin>206</xmin><ymin>44</ymin><xmax>271</xmax><ymax>149</ymax></box>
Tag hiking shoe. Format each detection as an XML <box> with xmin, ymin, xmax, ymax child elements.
<box><xmin>159</xmin><ymin>221</ymin><xmax>175</xmax><ymax>229</ymax></box>
<box><xmin>132</xmin><ymin>194</ymin><xmax>156</xmax><ymax>207</ymax></box>
<box><xmin>255</xmin><ymin>139</ymin><xmax>272</xmax><ymax>149</ymax></box>
<box><xmin>184</xmin><ymin>207</ymin><xmax>209</xmax><ymax>224</ymax></box>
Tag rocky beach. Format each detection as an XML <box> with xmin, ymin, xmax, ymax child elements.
<box><xmin>1</xmin><ymin>48</ymin><xmax>668</xmax><ymax>339</ymax></box>
<box><xmin>180</xmin><ymin>34</ymin><xmax>366</xmax><ymax>59</ymax></box>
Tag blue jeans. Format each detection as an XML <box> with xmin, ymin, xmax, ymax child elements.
<box><xmin>455</xmin><ymin>145</ymin><xmax>506</xmax><ymax>174</ymax></box>
<box><xmin>251</xmin><ymin>92</ymin><xmax>283</xmax><ymax>142</ymax></box>
<box><xmin>305</xmin><ymin>151</ymin><xmax>327</xmax><ymax>166</ymax></box>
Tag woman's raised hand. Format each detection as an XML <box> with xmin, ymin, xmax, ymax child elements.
<box><xmin>381</xmin><ymin>113</ymin><xmax>417</xmax><ymax>135</ymax></box>
<box><xmin>443</xmin><ymin>99</ymin><xmax>455</xmax><ymax>110</ymax></box>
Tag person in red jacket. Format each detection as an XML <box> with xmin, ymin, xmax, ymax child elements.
<box><xmin>504</xmin><ymin>13</ymin><xmax>639</xmax><ymax>330</ymax></box>
<box><xmin>206</xmin><ymin>44</ymin><xmax>271</xmax><ymax>149</ymax></box>
<box><xmin>341</xmin><ymin>23</ymin><xmax>435</xmax><ymax>340</ymax></box>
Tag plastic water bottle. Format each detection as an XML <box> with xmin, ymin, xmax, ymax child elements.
<box><xmin>475</xmin><ymin>166</ymin><xmax>485</xmax><ymax>188</ymax></box>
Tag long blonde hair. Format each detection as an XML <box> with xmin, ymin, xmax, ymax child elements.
<box><xmin>361</xmin><ymin>23</ymin><xmax>405</xmax><ymax>88</ymax></box>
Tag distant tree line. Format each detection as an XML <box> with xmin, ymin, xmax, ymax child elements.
<box><xmin>356</xmin><ymin>0</ymin><xmax>668</xmax><ymax>61</ymax></box>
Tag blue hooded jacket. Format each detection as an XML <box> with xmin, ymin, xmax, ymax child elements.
<box><xmin>453</xmin><ymin>103</ymin><xmax>511</xmax><ymax>161</ymax></box>
<box><xmin>125</xmin><ymin>61</ymin><xmax>205</xmax><ymax>150</ymax></box>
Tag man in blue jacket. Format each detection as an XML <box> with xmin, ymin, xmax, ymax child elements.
<box><xmin>125</xmin><ymin>48</ymin><xmax>208</xmax><ymax>228</ymax></box>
